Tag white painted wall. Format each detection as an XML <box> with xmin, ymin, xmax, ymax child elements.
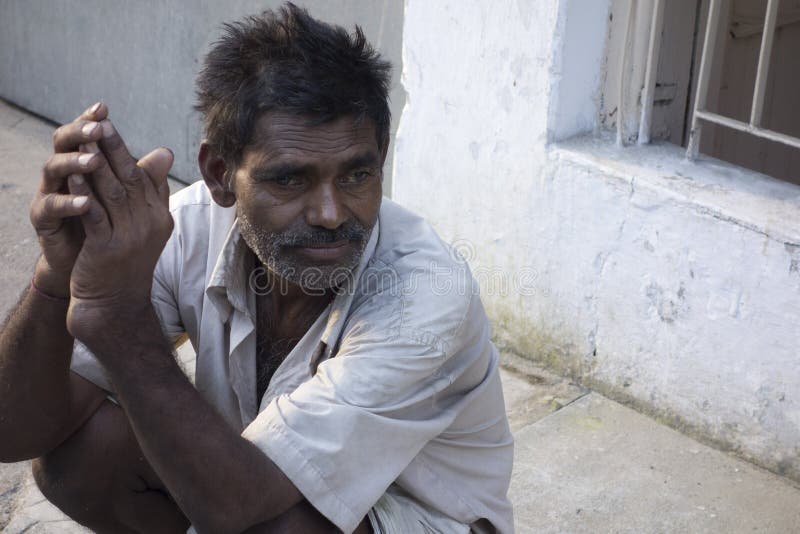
<box><xmin>394</xmin><ymin>0</ymin><xmax>800</xmax><ymax>482</ymax></box>
<box><xmin>547</xmin><ymin>0</ymin><xmax>611</xmax><ymax>141</ymax></box>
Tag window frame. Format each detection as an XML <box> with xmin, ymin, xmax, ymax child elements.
<box><xmin>603</xmin><ymin>0</ymin><xmax>800</xmax><ymax>173</ymax></box>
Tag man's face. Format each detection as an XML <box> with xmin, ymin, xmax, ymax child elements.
<box><xmin>233</xmin><ymin>111</ymin><xmax>384</xmax><ymax>291</ymax></box>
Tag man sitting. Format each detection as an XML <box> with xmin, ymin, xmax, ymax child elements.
<box><xmin>0</xmin><ymin>4</ymin><xmax>513</xmax><ymax>533</ymax></box>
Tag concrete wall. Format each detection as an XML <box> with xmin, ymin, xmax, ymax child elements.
<box><xmin>0</xmin><ymin>0</ymin><xmax>404</xmax><ymax>188</ymax></box>
<box><xmin>394</xmin><ymin>0</ymin><xmax>800</xmax><ymax>482</ymax></box>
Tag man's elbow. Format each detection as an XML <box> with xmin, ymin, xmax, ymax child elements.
<box><xmin>0</xmin><ymin>450</ymin><xmax>31</xmax><ymax>463</ymax></box>
<box><xmin>0</xmin><ymin>438</ymin><xmax>53</xmax><ymax>463</ymax></box>
<box><xmin>0</xmin><ymin>413</ymin><xmax>72</xmax><ymax>462</ymax></box>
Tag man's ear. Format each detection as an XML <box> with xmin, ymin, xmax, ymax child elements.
<box><xmin>198</xmin><ymin>142</ymin><xmax>236</xmax><ymax>208</ymax></box>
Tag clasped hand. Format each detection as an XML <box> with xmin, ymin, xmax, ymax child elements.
<box><xmin>30</xmin><ymin>102</ymin><xmax>175</xmax><ymax>348</ymax></box>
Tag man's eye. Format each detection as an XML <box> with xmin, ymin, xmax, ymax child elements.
<box><xmin>271</xmin><ymin>175</ymin><xmax>302</xmax><ymax>187</ymax></box>
<box><xmin>341</xmin><ymin>170</ymin><xmax>372</xmax><ymax>185</ymax></box>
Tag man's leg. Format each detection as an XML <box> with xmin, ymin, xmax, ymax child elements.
<box><xmin>33</xmin><ymin>399</ymin><xmax>189</xmax><ymax>533</ymax></box>
<box><xmin>34</xmin><ymin>398</ymin><xmax>372</xmax><ymax>534</ymax></box>
<box><xmin>243</xmin><ymin>500</ymin><xmax>372</xmax><ymax>533</ymax></box>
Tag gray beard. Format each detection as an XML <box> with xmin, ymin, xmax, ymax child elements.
<box><xmin>238</xmin><ymin>211</ymin><xmax>371</xmax><ymax>292</ymax></box>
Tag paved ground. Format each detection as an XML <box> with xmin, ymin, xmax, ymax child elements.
<box><xmin>2</xmin><ymin>99</ymin><xmax>800</xmax><ymax>533</ymax></box>
<box><xmin>510</xmin><ymin>392</ymin><xmax>800</xmax><ymax>533</ymax></box>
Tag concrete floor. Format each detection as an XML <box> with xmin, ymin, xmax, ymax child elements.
<box><xmin>510</xmin><ymin>392</ymin><xmax>800</xmax><ymax>533</ymax></box>
<box><xmin>1</xmin><ymin>99</ymin><xmax>800</xmax><ymax>533</ymax></box>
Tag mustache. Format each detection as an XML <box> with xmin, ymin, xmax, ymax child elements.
<box><xmin>273</xmin><ymin>219</ymin><xmax>368</xmax><ymax>247</ymax></box>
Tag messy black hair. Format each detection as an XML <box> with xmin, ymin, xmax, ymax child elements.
<box><xmin>194</xmin><ymin>2</ymin><xmax>392</xmax><ymax>167</ymax></box>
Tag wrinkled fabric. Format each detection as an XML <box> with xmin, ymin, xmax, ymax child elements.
<box><xmin>71</xmin><ymin>181</ymin><xmax>514</xmax><ymax>533</ymax></box>
<box><xmin>367</xmin><ymin>484</ymin><xmax>470</xmax><ymax>534</ymax></box>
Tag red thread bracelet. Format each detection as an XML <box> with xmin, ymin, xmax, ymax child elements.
<box><xmin>30</xmin><ymin>277</ymin><xmax>70</xmax><ymax>303</ymax></box>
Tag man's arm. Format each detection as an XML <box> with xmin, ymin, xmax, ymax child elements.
<box><xmin>0</xmin><ymin>104</ymin><xmax>112</xmax><ymax>461</ymax></box>
<box><xmin>66</xmin><ymin>120</ymin><xmax>304</xmax><ymax>533</ymax></box>
<box><xmin>82</xmin><ymin>302</ymin><xmax>304</xmax><ymax>533</ymax></box>
<box><xmin>0</xmin><ymin>279</ymin><xmax>106</xmax><ymax>461</ymax></box>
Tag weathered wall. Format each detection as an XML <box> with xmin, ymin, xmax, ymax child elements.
<box><xmin>394</xmin><ymin>0</ymin><xmax>800</xmax><ymax>481</ymax></box>
<box><xmin>0</xmin><ymin>0</ymin><xmax>404</xmax><ymax>187</ymax></box>
<box><xmin>394</xmin><ymin>0</ymin><xmax>562</xmax><ymax>231</ymax></box>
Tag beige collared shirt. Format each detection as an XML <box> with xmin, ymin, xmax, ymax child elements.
<box><xmin>72</xmin><ymin>181</ymin><xmax>514</xmax><ymax>533</ymax></box>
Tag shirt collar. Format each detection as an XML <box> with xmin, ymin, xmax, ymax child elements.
<box><xmin>206</xmin><ymin>219</ymin><xmax>252</xmax><ymax>324</ymax></box>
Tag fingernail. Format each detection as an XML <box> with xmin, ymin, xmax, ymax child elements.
<box><xmin>77</xmin><ymin>153</ymin><xmax>94</xmax><ymax>166</ymax></box>
<box><xmin>90</xmin><ymin>102</ymin><xmax>102</xmax><ymax>114</ymax></box>
<box><xmin>101</xmin><ymin>120</ymin><xmax>114</xmax><ymax>138</ymax></box>
<box><xmin>82</xmin><ymin>122</ymin><xmax>99</xmax><ymax>136</ymax></box>
<box><xmin>70</xmin><ymin>174</ymin><xmax>85</xmax><ymax>185</ymax></box>
<box><xmin>72</xmin><ymin>196</ymin><xmax>88</xmax><ymax>208</ymax></box>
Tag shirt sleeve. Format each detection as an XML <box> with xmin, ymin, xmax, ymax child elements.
<box><xmin>70</xmin><ymin>232</ymin><xmax>186</xmax><ymax>391</ymax></box>
<box><xmin>241</xmin><ymin>285</ymin><xmax>488</xmax><ymax>533</ymax></box>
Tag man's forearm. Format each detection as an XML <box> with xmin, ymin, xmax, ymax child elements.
<box><xmin>0</xmin><ymin>281</ymin><xmax>76</xmax><ymax>460</ymax></box>
<box><xmin>87</xmin><ymin>303</ymin><xmax>302</xmax><ymax>533</ymax></box>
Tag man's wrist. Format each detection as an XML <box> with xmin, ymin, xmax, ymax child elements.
<box><xmin>32</xmin><ymin>257</ymin><xmax>71</xmax><ymax>300</ymax></box>
<box><xmin>70</xmin><ymin>298</ymin><xmax>171</xmax><ymax>365</ymax></box>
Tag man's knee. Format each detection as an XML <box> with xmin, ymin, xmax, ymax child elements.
<box><xmin>35</xmin><ymin>400</ymin><xmax>111</xmax><ymax>492</ymax></box>
<box><xmin>34</xmin><ymin>399</ymin><xmax>187</xmax><ymax>534</ymax></box>
<box><xmin>33</xmin><ymin>400</ymin><xmax>136</xmax><ymax>527</ymax></box>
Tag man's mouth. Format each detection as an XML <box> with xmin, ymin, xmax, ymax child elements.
<box><xmin>292</xmin><ymin>239</ymin><xmax>355</xmax><ymax>262</ymax></box>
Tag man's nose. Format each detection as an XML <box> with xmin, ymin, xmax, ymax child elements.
<box><xmin>304</xmin><ymin>182</ymin><xmax>347</xmax><ymax>230</ymax></box>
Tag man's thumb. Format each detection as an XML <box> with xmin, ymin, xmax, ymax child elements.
<box><xmin>138</xmin><ymin>147</ymin><xmax>174</xmax><ymax>184</ymax></box>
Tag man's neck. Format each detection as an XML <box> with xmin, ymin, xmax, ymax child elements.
<box><xmin>254</xmin><ymin>266</ymin><xmax>334</xmax><ymax>404</ymax></box>
<box><xmin>259</xmin><ymin>269</ymin><xmax>335</xmax><ymax>324</ymax></box>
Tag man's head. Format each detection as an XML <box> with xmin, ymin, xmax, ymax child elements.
<box><xmin>195</xmin><ymin>3</ymin><xmax>391</xmax><ymax>291</ymax></box>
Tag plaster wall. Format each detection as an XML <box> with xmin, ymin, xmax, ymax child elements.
<box><xmin>394</xmin><ymin>0</ymin><xmax>800</xmax><ymax>480</ymax></box>
<box><xmin>0</xmin><ymin>0</ymin><xmax>404</xmax><ymax>187</ymax></box>
<box><xmin>547</xmin><ymin>0</ymin><xmax>611</xmax><ymax>141</ymax></box>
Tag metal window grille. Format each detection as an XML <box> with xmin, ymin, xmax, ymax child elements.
<box><xmin>632</xmin><ymin>0</ymin><xmax>800</xmax><ymax>155</ymax></box>
<box><xmin>684</xmin><ymin>0</ymin><xmax>800</xmax><ymax>158</ymax></box>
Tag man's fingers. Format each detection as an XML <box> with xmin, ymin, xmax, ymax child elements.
<box><xmin>51</xmin><ymin>101</ymin><xmax>106</xmax><ymax>153</ymax></box>
<box><xmin>67</xmin><ymin>174</ymin><xmax>112</xmax><ymax>242</ymax></box>
<box><xmin>97</xmin><ymin>120</ymin><xmax>144</xmax><ymax>194</ymax></box>
<box><xmin>52</xmin><ymin>120</ymin><xmax>104</xmax><ymax>153</ymax></box>
<box><xmin>41</xmin><ymin>152</ymin><xmax>102</xmax><ymax>194</ymax></box>
<box><xmin>80</xmin><ymin>142</ymin><xmax>130</xmax><ymax>226</ymax></box>
<box><xmin>137</xmin><ymin>147</ymin><xmax>174</xmax><ymax>204</ymax></box>
<box><xmin>30</xmin><ymin>190</ymin><xmax>91</xmax><ymax>233</ymax></box>
<box><xmin>79</xmin><ymin>102</ymin><xmax>108</xmax><ymax>122</ymax></box>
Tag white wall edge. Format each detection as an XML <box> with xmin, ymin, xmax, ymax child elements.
<box><xmin>553</xmin><ymin>133</ymin><xmax>800</xmax><ymax>247</ymax></box>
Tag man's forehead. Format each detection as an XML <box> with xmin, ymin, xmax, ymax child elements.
<box><xmin>244</xmin><ymin>111</ymin><xmax>380</xmax><ymax>161</ymax></box>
